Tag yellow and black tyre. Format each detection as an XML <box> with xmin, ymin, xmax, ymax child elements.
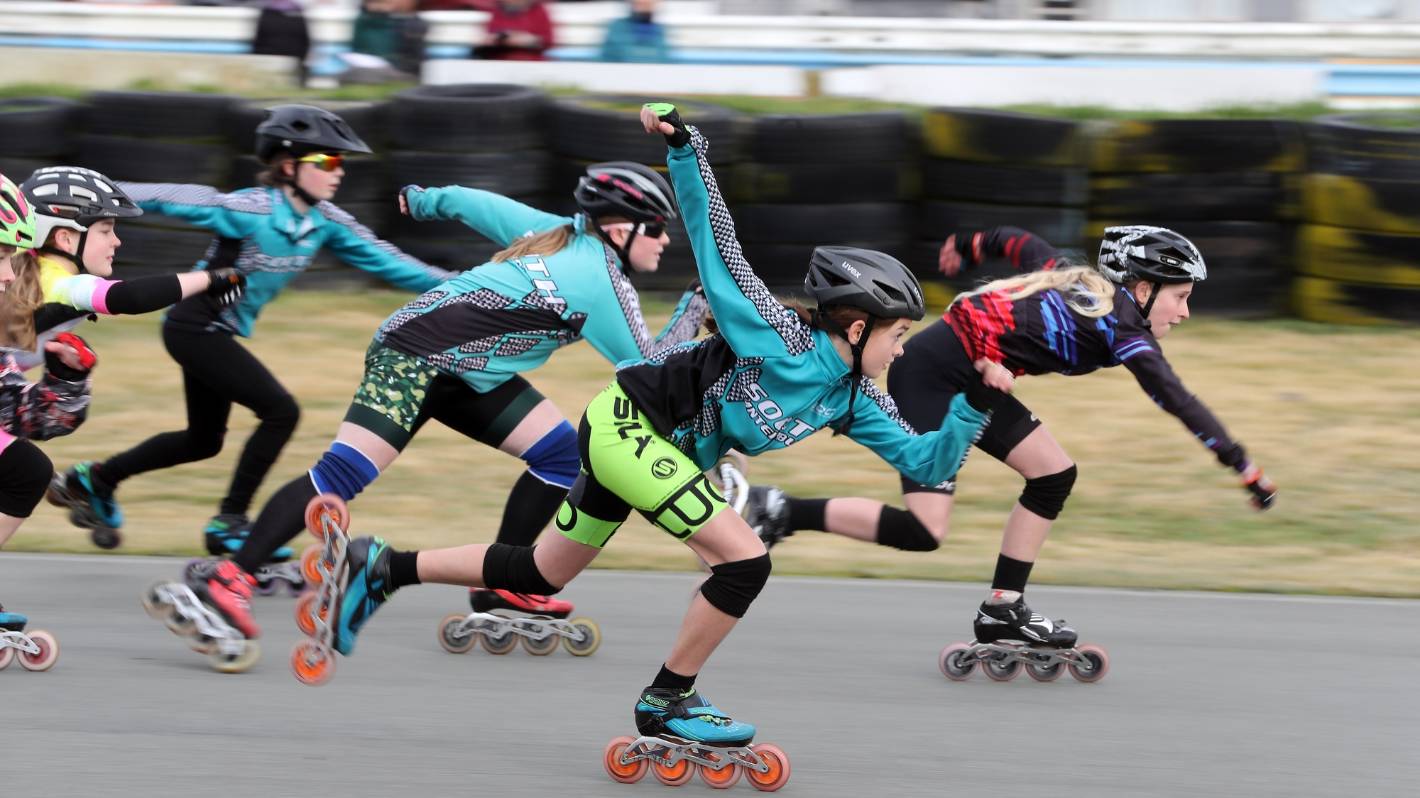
<box><xmin>746</xmin><ymin>112</ymin><xmax>909</xmax><ymax>163</ymax></box>
<box><xmin>1090</xmin><ymin>171</ymin><xmax>1299</xmax><ymax>222</ymax></box>
<box><xmin>1296</xmin><ymin>224</ymin><xmax>1420</xmax><ymax>288</ymax></box>
<box><xmin>550</xmin><ymin>95</ymin><xmax>742</xmax><ymax>164</ymax></box>
<box><xmin>1088</xmin><ymin>119</ymin><xmax>1305</xmax><ymax>174</ymax></box>
<box><xmin>1307</xmin><ymin>113</ymin><xmax>1420</xmax><ymax>181</ymax></box>
<box><xmin>1301</xmin><ymin>173</ymin><xmax>1420</xmax><ymax>235</ymax></box>
<box><xmin>920</xmin><ymin>108</ymin><xmax>1085</xmax><ymax>168</ymax></box>
<box><xmin>1293</xmin><ymin>276</ymin><xmax>1420</xmax><ymax>325</ymax></box>
<box><xmin>389</xmin><ymin>84</ymin><xmax>548</xmax><ymax>154</ymax></box>
<box><xmin>730</xmin><ymin>161</ymin><xmax>917</xmax><ymax>204</ymax></box>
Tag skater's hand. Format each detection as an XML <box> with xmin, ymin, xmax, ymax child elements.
<box><xmin>44</xmin><ymin>332</ymin><xmax>97</xmax><ymax>377</ymax></box>
<box><xmin>641</xmin><ymin>102</ymin><xmax>690</xmax><ymax>147</ymax></box>
<box><xmin>398</xmin><ymin>185</ymin><xmax>423</xmax><ymax>217</ymax></box>
<box><xmin>974</xmin><ymin>358</ymin><xmax>1014</xmax><ymax>392</ymax></box>
<box><xmin>205</xmin><ymin>267</ymin><xmax>245</xmax><ymax>307</ymax></box>
<box><xmin>939</xmin><ymin>234</ymin><xmax>964</xmax><ymax>277</ymax></box>
<box><xmin>1240</xmin><ymin>464</ymin><xmax>1277</xmax><ymax>511</ymax></box>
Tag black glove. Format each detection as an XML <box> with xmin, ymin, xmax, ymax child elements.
<box><xmin>644</xmin><ymin>102</ymin><xmax>691</xmax><ymax>148</ymax></box>
<box><xmin>206</xmin><ymin>267</ymin><xmax>246</xmax><ymax>307</ymax></box>
<box><xmin>953</xmin><ymin>230</ymin><xmax>985</xmax><ymax>265</ymax></box>
<box><xmin>963</xmin><ymin>375</ymin><xmax>1005</xmax><ymax>414</ymax></box>
<box><xmin>45</xmin><ymin>331</ymin><xmax>97</xmax><ymax>380</ymax></box>
<box><xmin>1242</xmin><ymin>467</ymin><xmax>1277</xmax><ymax>511</ymax></box>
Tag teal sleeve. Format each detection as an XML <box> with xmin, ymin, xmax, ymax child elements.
<box><xmin>406</xmin><ymin>186</ymin><xmax>571</xmax><ymax>248</ymax></box>
<box><xmin>845</xmin><ymin>385</ymin><xmax>988</xmax><ymax>487</ymax></box>
<box><xmin>123</xmin><ymin>183</ymin><xmax>256</xmax><ymax>239</ymax></box>
<box><xmin>651</xmin><ymin>288</ymin><xmax>709</xmax><ymax>353</ymax></box>
<box><xmin>665</xmin><ymin>129</ymin><xmax>813</xmax><ymax>359</ymax></box>
<box><xmin>319</xmin><ymin>203</ymin><xmax>452</xmax><ymax>293</ymax></box>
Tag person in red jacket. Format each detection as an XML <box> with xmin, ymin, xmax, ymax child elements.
<box><xmin>473</xmin><ymin>0</ymin><xmax>554</xmax><ymax>60</ymax></box>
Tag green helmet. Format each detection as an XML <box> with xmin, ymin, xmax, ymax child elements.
<box><xmin>0</xmin><ymin>173</ymin><xmax>37</xmax><ymax>249</ymax></box>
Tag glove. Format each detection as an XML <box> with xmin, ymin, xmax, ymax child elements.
<box><xmin>1241</xmin><ymin>466</ymin><xmax>1277</xmax><ymax>511</ymax></box>
<box><xmin>206</xmin><ymin>267</ymin><xmax>246</xmax><ymax>307</ymax></box>
<box><xmin>643</xmin><ymin>102</ymin><xmax>691</xmax><ymax>148</ymax></box>
<box><xmin>45</xmin><ymin>331</ymin><xmax>98</xmax><ymax>380</ymax></box>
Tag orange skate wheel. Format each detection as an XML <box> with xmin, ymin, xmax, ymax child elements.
<box><xmin>19</xmin><ymin>630</ymin><xmax>62</xmax><ymax>672</ymax></box>
<box><xmin>746</xmin><ymin>743</ymin><xmax>791</xmax><ymax>792</ymax></box>
<box><xmin>603</xmin><ymin>736</ymin><xmax>647</xmax><ymax>784</ymax></box>
<box><xmin>294</xmin><ymin>592</ymin><xmax>328</xmax><ymax>637</ymax></box>
<box><xmin>304</xmin><ymin>494</ymin><xmax>349</xmax><ymax>541</ymax></box>
<box><xmin>1069</xmin><ymin>644</ymin><xmax>1110</xmax><ymax>683</ymax></box>
<box><xmin>698</xmin><ymin>751</ymin><xmax>742</xmax><ymax>789</ymax></box>
<box><xmin>300</xmin><ymin>545</ymin><xmax>327</xmax><ymax>586</ymax></box>
<box><xmin>652</xmin><ymin>755</ymin><xmax>695</xmax><ymax>786</ymax></box>
<box><xmin>290</xmin><ymin>639</ymin><xmax>335</xmax><ymax>686</ymax></box>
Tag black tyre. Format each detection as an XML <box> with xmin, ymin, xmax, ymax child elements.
<box><xmin>0</xmin><ymin>97</ymin><xmax>80</xmax><ymax>158</ymax></box>
<box><xmin>1302</xmin><ymin>173</ymin><xmax>1420</xmax><ymax>235</ymax></box>
<box><xmin>228</xmin><ymin>154</ymin><xmax>390</xmax><ymax>201</ymax></box>
<box><xmin>76</xmin><ymin>135</ymin><xmax>229</xmax><ymax>185</ymax></box>
<box><xmin>922</xmin><ymin>201</ymin><xmax>1085</xmax><ymax>248</ymax></box>
<box><xmin>1306</xmin><ymin>113</ymin><xmax>1420</xmax><ymax>181</ymax></box>
<box><xmin>116</xmin><ymin>221</ymin><xmax>216</xmax><ymax>275</ymax></box>
<box><xmin>731</xmin><ymin>161</ymin><xmax>916</xmax><ymax>204</ymax></box>
<box><xmin>1089</xmin><ymin>119</ymin><xmax>1306</xmax><ymax>174</ymax></box>
<box><xmin>332</xmin><ymin>200</ymin><xmax>394</xmax><ymax>238</ymax></box>
<box><xmin>85</xmin><ymin>91</ymin><xmax>237</xmax><ymax>140</ymax></box>
<box><xmin>226</xmin><ymin>99</ymin><xmax>386</xmax><ymax>152</ymax></box>
<box><xmin>388</xmin><ymin>150</ymin><xmax>551</xmax><ymax>198</ymax></box>
<box><xmin>921</xmin><ymin>107</ymin><xmax>1085</xmax><ymax>167</ymax></box>
<box><xmin>734</xmin><ymin>202</ymin><xmax>912</xmax><ymax>244</ymax></box>
<box><xmin>387</xmin><ymin>84</ymin><xmax>549</xmax><ymax>153</ymax></box>
<box><xmin>746</xmin><ymin>112</ymin><xmax>910</xmax><ymax>163</ymax></box>
<box><xmin>1090</xmin><ymin>172</ymin><xmax>1298</xmax><ymax>222</ymax></box>
<box><xmin>0</xmin><ymin>157</ymin><xmax>50</xmax><ymax>185</ymax></box>
<box><xmin>550</xmin><ymin>95</ymin><xmax>742</xmax><ymax>164</ymax></box>
<box><xmin>1296</xmin><ymin>224</ymin><xmax>1420</xmax><ymax>287</ymax></box>
<box><xmin>1293</xmin><ymin>276</ymin><xmax>1420</xmax><ymax>325</ymax></box>
<box><xmin>922</xmin><ymin>158</ymin><xmax>1087</xmax><ymax>207</ymax></box>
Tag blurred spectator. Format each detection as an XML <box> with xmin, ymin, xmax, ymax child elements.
<box><xmin>473</xmin><ymin>0</ymin><xmax>554</xmax><ymax>61</ymax></box>
<box><xmin>600</xmin><ymin>0</ymin><xmax>671</xmax><ymax>63</ymax></box>
<box><xmin>251</xmin><ymin>0</ymin><xmax>312</xmax><ymax>84</ymax></box>
<box><xmin>348</xmin><ymin>0</ymin><xmax>429</xmax><ymax>80</ymax></box>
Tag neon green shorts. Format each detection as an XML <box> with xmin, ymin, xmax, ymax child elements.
<box><xmin>555</xmin><ymin>382</ymin><xmax>727</xmax><ymax>548</ymax></box>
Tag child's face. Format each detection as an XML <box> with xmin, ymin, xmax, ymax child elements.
<box><xmin>81</xmin><ymin>219</ymin><xmax>121</xmax><ymax>277</ymax></box>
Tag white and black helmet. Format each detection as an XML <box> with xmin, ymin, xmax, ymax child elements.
<box><xmin>21</xmin><ymin>166</ymin><xmax>142</xmax><ymax>247</ymax></box>
<box><xmin>1097</xmin><ymin>226</ymin><xmax>1207</xmax><ymax>285</ymax></box>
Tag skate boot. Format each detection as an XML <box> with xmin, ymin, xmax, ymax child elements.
<box><xmin>0</xmin><ymin>602</ymin><xmax>60</xmax><ymax>672</ymax></box>
<box><xmin>47</xmin><ymin>462</ymin><xmax>123</xmax><ymax>549</ymax></box>
<box><xmin>438</xmin><ymin>588</ymin><xmax>600</xmax><ymax>657</ymax></box>
<box><xmin>332</xmin><ymin>535</ymin><xmax>393</xmax><ymax>656</ymax></box>
<box><xmin>142</xmin><ymin>561</ymin><xmax>261</xmax><ymax>673</ymax></box>
<box><xmin>742</xmin><ymin>485</ymin><xmax>792</xmax><ymax>549</ymax></box>
<box><xmin>203</xmin><ymin>514</ymin><xmax>300</xmax><ymax>596</ymax></box>
<box><xmin>603</xmin><ymin>687</ymin><xmax>791</xmax><ymax>790</ymax></box>
<box><xmin>938</xmin><ymin>597</ymin><xmax>1109</xmax><ymax>684</ymax></box>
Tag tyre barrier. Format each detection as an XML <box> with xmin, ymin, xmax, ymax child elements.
<box><xmin>921</xmin><ymin>107</ymin><xmax>1085</xmax><ymax>168</ymax></box>
<box><xmin>1089</xmin><ymin>119</ymin><xmax>1306</xmax><ymax>175</ymax></box>
<box><xmin>0</xmin><ymin>97</ymin><xmax>81</xmax><ymax>161</ymax></box>
<box><xmin>550</xmin><ymin>95</ymin><xmax>742</xmax><ymax>165</ymax></box>
<box><xmin>387</xmin><ymin>84</ymin><xmax>549</xmax><ymax>153</ymax></box>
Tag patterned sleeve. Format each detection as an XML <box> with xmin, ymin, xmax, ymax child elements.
<box><xmin>650</xmin><ymin>287</ymin><xmax>710</xmax><ymax>355</ymax></box>
<box><xmin>0</xmin><ymin>355</ymin><xmax>90</xmax><ymax>441</ymax></box>
<box><xmin>664</xmin><ymin>128</ymin><xmax>815</xmax><ymax>359</ymax></box>
<box><xmin>844</xmin><ymin>379</ymin><xmax>989</xmax><ymax>487</ymax></box>
<box><xmin>120</xmin><ymin>182</ymin><xmax>262</xmax><ymax>239</ymax></box>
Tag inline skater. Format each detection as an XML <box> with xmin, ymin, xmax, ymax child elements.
<box><xmin>290</xmin><ymin>104</ymin><xmax>1002</xmax><ymax>787</ymax></box>
<box><xmin>742</xmin><ymin>225</ymin><xmax>1278</xmax><ymax>667</ymax></box>
<box><xmin>47</xmin><ymin>105</ymin><xmax>451</xmax><ymax>559</ymax></box>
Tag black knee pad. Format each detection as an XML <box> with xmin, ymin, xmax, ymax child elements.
<box><xmin>482</xmin><ymin>542</ymin><xmax>561</xmax><ymax>596</ymax></box>
<box><xmin>1019</xmin><ymin>464</ymin><xmax>1078</xmax><ymax>520</ymax></box>
<box><xmin>699</xmin><ymin>553</ymin><xmax>771</xmax><ymax>619</ymax></box>
<box><xmin>876</xmin><ymin>506</ymin><xmax>941</xmax><ymax>552</ymax></box>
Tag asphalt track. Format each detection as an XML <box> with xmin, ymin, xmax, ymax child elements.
<box><xmin>1</xmin><ymin>553</ymin><xmax>1413</xmax><ymax>798</ymax></box>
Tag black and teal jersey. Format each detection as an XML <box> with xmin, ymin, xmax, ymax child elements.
<box><xmin>375</xmin><ymin>186</ymin><xmax>708</xmax><ymax>393</ymax></box>
<box><xmin>614</xmin><ymin>128</ymin><xmax>989</xmax><ymax>487</ymax></box>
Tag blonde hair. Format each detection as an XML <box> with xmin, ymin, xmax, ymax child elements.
<box><xmin>0</xmin><ymin>250</ymin><xmax>45</xmax><ymax>350</ymax></box>
<box><xmin>492</xmin><ymin>224</ymin><xmax>576</xmax><ymax>263</ymax></box>
<box><xmin>955</xmin><ymin>265</ymin><xmax>1116</xmax><ymax>319</ymax></box>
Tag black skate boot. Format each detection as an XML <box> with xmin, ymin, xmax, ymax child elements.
<box><xmin>974</xmin><ymin>598</ymin><xmax>1078</xmax><ymax>648</ymax></box>
<box><xmin>742</xmin><ymin>486</ymin><xmax>792</xmax><ymax>549</ymax></box>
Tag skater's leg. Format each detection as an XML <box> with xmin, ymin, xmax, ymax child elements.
<box><xmin>997</xmin><ymin>425</ymin><xmax>1075</xmax><ymax>566</ymax></box>
<box><xmin>213</xmin><ymin>350</ymin><xmax>300</xmax><ymax>519</ymax></box>
<box><xmin>0</xmin><ymin>439</ymin><xmax>50</xmax><ymax>547</ymax></box>
<box><xmin>666</xmin><ymin>509</ymin><xmax>769</xmax><ymax>675</ymax></box>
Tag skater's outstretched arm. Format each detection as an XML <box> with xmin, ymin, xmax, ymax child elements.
<box><xmin>318</xmin><ymin>201</ymin><xmax>452</xmax><ymax>293</ymax></box>
<box><xmin>400</xmin><ymin>185</ymin><xmax>570</xmax><ymax>248</ymax></box>
<box><xmin>843</xmin><ymin>376</ymin><xmax>996</xmax><ymax>489</ymax></box>
<box><xmin>938</xmin><ymin>226</ymin><xmax>1062</xmax><ymax>278</ymax></box>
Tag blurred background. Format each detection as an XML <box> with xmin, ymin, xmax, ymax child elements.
<box><xmin>1</xmin><ymin>0</ymin><xmax>1416</xmax><ymax>594</ymax></box>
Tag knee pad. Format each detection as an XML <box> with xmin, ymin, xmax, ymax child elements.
<box><xmin>521</xmin><ymin>420</ymin><xmax>579</xmax><ymax>490</ymax></box>
<box><xmin>876</xmin><ymin>506</ymin><xmax>941</xmax><ymax>552</ymax></box>
<box><xmin>482</xmin><ymin>542</ymin><xmax>561</xmax><ymax>595</ymax></box>
<box><xmin>308</xmin><ymin>441</ymin><xmax>380</xmax><ymax>502</ymax></box>
<box><xmin>699</xmin><ymin>553</ymin><xmax>771</xmax><ymax>619</ymax></box>
<box><xmin>1019</xmin><ymin>464</ymin><xmax>1077</xmax><ymax>520</ymax></box>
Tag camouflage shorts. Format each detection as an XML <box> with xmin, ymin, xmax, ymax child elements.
<box><xmin>344</xmin><ymin>342</ymin><xmax>439</xmax><ymax>449</ymax></box>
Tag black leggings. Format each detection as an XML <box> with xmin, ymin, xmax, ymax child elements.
<box><xmin>0</xmin><ymin>439</ymin><xmax>53</xmax><ymax>519</ymax></box>
<box><xmin>98</xmin><ymin>323</ymin><xmax>299</xmax><ymax>517</ymax></box>
<box><xmin>235</xmin><ymin>373</ymin><xmax>565</xmax><ymax>573</ymax></box>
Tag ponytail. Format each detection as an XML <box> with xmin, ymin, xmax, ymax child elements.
<box><xmin>954</xmin><ymin>265</ymin><xmax>1115</xmax><ymax>319</ymax></box>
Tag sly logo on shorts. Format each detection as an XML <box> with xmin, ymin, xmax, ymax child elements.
<box><xmin>613</xmin><ymin>395</ymin><xmax>653</xmax><ymax>458</ymax></box>
<box><xmin>651</xmin><ymin>457</ymin><xmax>678</xmax><ymax>479</ymax></box>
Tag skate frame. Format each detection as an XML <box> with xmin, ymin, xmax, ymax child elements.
<box><xmin>447</xmin><ymin>612</ymin><xmax>591</xmax><ymax>646</ymax></box>
<box><xmin>617</xmin><ymin>735</ymin><xmax>773</xmax><ymax>776</ymax></box>
<box><xmin>149</xmin><ymin>583</ymin><xmax>247</xmax><ymax>659</ymax></box>
<box><xmin>0</xmin><ymin>630</ymin><xmax>42</xmax><ymax>656</ymax></box>
<box><xmin>297</xmin><ymin>511</ymin><xmax>349</xmax><ymax>670</ymax></box>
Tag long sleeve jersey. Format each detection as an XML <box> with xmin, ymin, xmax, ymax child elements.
<box><xmin>120</xmin><ymin>183</ymin><xmax>452</xmax><ymax>337</ymax></box>
<box><xmin>0</xmin><ymin>349</ymin><xmax>89</xmax><ymax>449</ymax></box>
<box><xmin>947</xmin><ymin>229</ymin><xmax>1250</xmax><ymax>471</ymax></box>
<box><xmin>614</xmin><ymin>128</ymin><xmax>990</xmax><ymax>484</ymax></box>
<box><xmin>374</xmin><ymin>187</ymin><xmax>708</xmax><ymax>393</ymax></box>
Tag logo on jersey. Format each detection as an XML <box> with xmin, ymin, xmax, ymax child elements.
<box><xmin>651</xmin><ymin>457</ymin><xmax>678</xmax><ymax>479</ymax></box>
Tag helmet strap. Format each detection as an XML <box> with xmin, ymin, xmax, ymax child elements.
<box><xmin>812</xmin><ymin>309</ymin><xmax>874</xmax><ymax>436</ymax></box>
<box><xmin>40</xmin><ymin>232</ymin><xmax>87</xmax><ymax>274</ymax></box>
<box><xmin>594</xmin><ymin>222</ymin><xmax>639</xmax><ymax>274</ymax></box>
<box><xmin>1139</xmin><ymin>280</ymin><xmax>1162</xmax><ymax>319</ymax></box>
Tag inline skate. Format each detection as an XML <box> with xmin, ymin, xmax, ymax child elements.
<box><xmin>201</xmin><ymin>513</ymin><xmax>303</xmax><ymax>596</ymax></box>
<box><xmin>0</xmin><ymin>603</ymin><xmax>59</xmax><ymax>672</ymax></box>
<box><xmin>46</xmin><ymin>461</ymin><xmax>122</xmax><ymax>549</ymax></box>
<box><xmin>938</xmin><ymin>597</ymin><xmax>1108</xmax><ymax>683</ymax></box>
<box><xmin>141</xmin><ymin>559</ymin><xmax>261</xmax><ymax>673</ymax></box>
<box><xmin>437</xmin><ymin>588</ymin><xmax>600</xmax><ymax>657</ymax></box>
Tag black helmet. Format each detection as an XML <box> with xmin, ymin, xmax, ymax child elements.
<box><xmin>22</xmin><ymin>166</ymin><xmax>142</xmax><ymax>246</ymax></box>
<box><xmin>804</xmin><ymin>246</ymin><xmax>925</xmax><ymax>321</ymax></box>
<box><xmin>255</xmin><ymin>104</ymin><xmax>372</xmax><ymax>163</ymax></box>
<box><xmin>1098</xmin><ymin>226</ymin><xmax>1207</xmax><ymax>285</ymax></box>
<box><xmin>574</xmin><ymin>162</ymin><xmax>678</xmax><ymax>224</ymax></box>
